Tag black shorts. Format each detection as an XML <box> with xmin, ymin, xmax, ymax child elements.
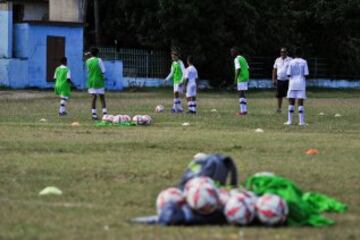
<box><xmin>276</xmin><ymin>80</ymin><xmax>289</xmax><ymax>98</ymax></box>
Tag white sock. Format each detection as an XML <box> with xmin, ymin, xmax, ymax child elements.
<box><xmin>188</xmin><ymin>101</ymin><xmax>192</xmax><ymax>111</ymax></box>
<box><xmin>102</xmin><ymin>108</ymin><xmax>108</xmax><ymax>115</ymax></box>
<box><xmin>176</xmin><ymin>98</ymin><xmax>183</xmax><ymax>111</ymax></box>
<box><xmin>91</xmin><ymin>109</ymin><xmax>97</xmax><ymax>117</ymax></box>
<box><xmin>59</xmin><ymin>98</ymin><xmax>67</xmax><ymax>113</ymax></box>
<box><xmin>193</xmin><ymin>101</ymin><xmax>197</xmax><ymax>112</ymax></box>
<box><xmin>240</xmin><ymin>98</ymin><xmax>247</xmax><ymax>113</ymax></box>
<box><xmin>173</xmin><ymin>98</ymin><xmax>177</xmax><ymax>110</ymax></box>
<box><xmin>288</xmin><ymin>105</ymin><xmax>294</xmax><ymax>123</ymax></box>
<box><xmin>299</xmin><ymin>106</ymin><xmax>305</xmax><ymax>124</ymax></box>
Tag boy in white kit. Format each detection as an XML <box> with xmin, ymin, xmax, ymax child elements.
<box><xmin>184</xmin><ymin>56</ymin><xmax>198</xmax><ymax>114</ymax></box>
<box><xmin>284</xmin><ymin>48</ymin><xmax>309</xmax><ymax>126</ymax></box>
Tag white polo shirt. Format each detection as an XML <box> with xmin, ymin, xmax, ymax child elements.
<box><xmin>287</xmin><ymin>58</ymin><xmax>309</xmax><ymax>91</ymax></box>
<box><xmin>273</xmin><ymin>56</ymin><xmax>292</xmax><ymax>80</ymax></box>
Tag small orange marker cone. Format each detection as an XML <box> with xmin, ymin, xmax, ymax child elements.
<box><xmin>306</xmin><ymin>148</ymin><xmax>320</xmax><ymax>155</ymax></box>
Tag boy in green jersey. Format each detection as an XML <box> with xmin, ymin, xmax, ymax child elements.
<box><xmin>231</xmin><ymin>47</ymin><xmax>250</xmax><ymax>116</ymax></box>
<box><xmin>164</xmin><ymin>50</ymin><xmax>185</xmax><ymax>113</ymax></box>
<box><xmin>54</xmin><ymin>57</ymin><xmax>72</xmax><ymax>116</ymax></box>
<box><xmin>86</xmin><ymin>48</ymin><xmax>107</xmax><ymax>120</ymax></box>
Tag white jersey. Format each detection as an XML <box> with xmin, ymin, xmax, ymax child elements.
<box><xmin>287</xmin><ymin>58</ymin><xmax>309</xmax><ymax>91</ymax></box>
<box><xmin>273</xmin><ymin>56</ymin><xmax>292</xmax><ymax>80</ymax></box>
<box><xmin>185</xmin><ymin>65</ymin><xmax>198</xmax><ymax>84</ymax></box>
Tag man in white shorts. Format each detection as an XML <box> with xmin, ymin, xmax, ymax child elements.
<box><xmin>184</xmin><ymin>56</ymin><xmax>198</xmax><ymax>114</ymax></box>
<box><xmin>164</xmin><ymin>50</ymin><xmax>186</xmax><ymax>113</ymax></box>
<box><xmin>86</xmin><ymin>47</ymin><xmax>107</xmax><ymax>120</ymax></box>
<box><xmin>285</xmin><ymin>48</ymin><xmax>309</xmax><ymax>126</ymax></box>
<box><xmin>231</xmin><ymin>47</ymin><xmax>250</xmax><ymax>116</ymax></box>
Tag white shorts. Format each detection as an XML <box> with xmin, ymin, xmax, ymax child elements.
<box><xmin>173</xmin><ymin>84</ymin><xmax>183</xmax><ymax>93</ymax></box>
<box><xmin>237</xmin><ymin>82</ymin><xmax>248</xmax><ymax>91</ymax></box>
<box><xmin>287</xmin><ymin>90</ymin><xmax>306</xmax><ymax>99</ymax></box>
<box><xmin>186</xmin><ymin>83</ymin><xmax>197</xmax><ymax>98</ymax></box>
<box><xmin>88</xmin><ymin>88</ymin><xmax>105</xmax><ymax>95</ymax></box>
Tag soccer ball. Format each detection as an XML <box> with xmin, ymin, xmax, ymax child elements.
<box><xmin>184</xmin><ymin>176</ymin><xmax>215</xmax><ymax>195</ymax></box>
<box><xmin>186</xmin><ymin>181</ymin><xmax>220</xmax><ymax>215</ymax></box>
<box><xmin>132</xmin><ymin>115</ymin><xmax>145</xmax><ymax>125</ymax></box>
<box><xmin>142</xmin><ymin>115</ymin><xmax>152</xmax><ymax>125</ymax></box>
<box><xmin>224</xmin><ymin>193</ymin><xmax>256</xmax><ymax>225</ymax></box>
<box><xmin>122</xmin><ymin>115</ymin><xmax>131</xmax><ymax>122</ymax></box>
<box><xmin>156</xmin><ymin>187</ymin><xmax>185</xmax><ymax>215</ymax></box>
<box><xmin>102</xmin><ymin>114</ymin><xmax>114</xmax><ymax>123</ymax></box>
<box><xmin>112</xmin><ymin>115</ymin><xmax>121</xmax><ymax>124</ymax></box>
<box><xmin>218</xmin><ymin>188</ymin><xmax>231</xmax><ymax>207</ymax></box>
<box><xmin>155</xmin><ymin>105</ymin><xmax>165</xmax><ymax>113</ymax></box>
<box><xmin>255</xmin><ymin>194</ymin><xmax>289</xmax><ymax>226</ymax></box>
<box><xmin>236</xmin><ymin>190</ymin><xmax>258</xmax><ymax>208</ymax></box>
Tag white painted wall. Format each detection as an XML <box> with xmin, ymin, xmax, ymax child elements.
<box><xmin>49</xmin><ymin>0</ymin><xmax>81</xmax><ymax>22</ymax></box>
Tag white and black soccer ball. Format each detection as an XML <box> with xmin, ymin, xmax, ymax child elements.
<box><xmin>102</xmin><ymin>114</ymin><xmax>114</xmax><ymax>123</ymax></box>
<box><xmin>155</xmin><ymin>105</ymin><xmax>165</xmax><ymax>113</ymax></box>
<box><xmin>224</xmin><ymin>193</ymin><xmax>256</xmax><ymax>225</ymax></box>
<box><xmin>186</xmin><ymin>181</ymin><xmax>220</xmax><ymax>215</ymax></box>
<box><xmin>255</xmin><ymin>194</ymin><xmax>289</xmax><ymax>226</ymax></box>
<box><xmin>156</xmin><ymin>187</ymin><xmax>185</xmax><ymax>215</ymax></box>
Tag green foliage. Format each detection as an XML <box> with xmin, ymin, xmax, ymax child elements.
<box><xmin>96</xmin><ymin>0</ymin><xmax>360</xmax><ymax>83</ymax></box>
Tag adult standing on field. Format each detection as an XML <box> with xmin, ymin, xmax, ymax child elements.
<box><xmin>272</xmin><ymin>48</ymin><xmax>292</xmax><ymax>113</ymax></box>
<box><xmin>231</xmin><ymin>47</ymin><xmax>250</xmax><ymax>116</ymax></box>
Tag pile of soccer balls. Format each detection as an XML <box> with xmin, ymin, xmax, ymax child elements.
<box><xmin>156</xmin><ymin>176</ymin><xmax>288</xmax><ymax>226</ymax></box>
<box><xmin>102</xmin><ymin>114</ymin><xmax>152</xmax><ymax>126</ymax></box>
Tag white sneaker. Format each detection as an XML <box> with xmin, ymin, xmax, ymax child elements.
<box><xmin>299</xmin><ymin>122</ymin><xmax>309</xmax><ymax>126</ymax></box>
<box><xmin>283</xmin><ymin>121</ymin><xmax>292</xmax><ymax>125</ymax></box>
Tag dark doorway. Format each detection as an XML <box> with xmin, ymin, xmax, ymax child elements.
<box><xmin>47</xmin><ymin>36</ymin><xmax>65</xmax><ymax>82</ymax></box>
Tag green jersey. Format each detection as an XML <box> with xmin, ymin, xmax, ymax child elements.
<box><xmin>54</xmin><ymin>65</ymin><xmax>71</xmax><ymax>97</ymax></box>
<box><xmin>86</xmin><ymin>57</ymin><xmax>105</xmax><ymax>89</ymax></box>
<box><xmin>234</xmin><ymin>55</ymin><xmax>250</xmax><ymax>83</ymax></box>
<box><xmin>167</xmin><ymin>60</ymin><xmax>185</xmax><ymax>84</ymax></box>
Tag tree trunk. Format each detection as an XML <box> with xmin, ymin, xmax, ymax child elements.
<box><xmin>94</xmin><ymin>0</ymin><xmax>101</xmax><ymax>46</ymax></box>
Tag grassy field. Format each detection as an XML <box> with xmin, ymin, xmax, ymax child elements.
<box><xmin>0</xmin><ymin>89</ymin><xmax>359</xmax><ymax>240</ymax></box>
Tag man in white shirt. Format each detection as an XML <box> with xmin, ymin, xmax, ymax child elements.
<box><xmin>272</xmin><ymin>48</ymin><xmax>292</xmax><ymax>113</ymax></box>
<box><xmin>284</xmin><ymin>48</ymin><xmax>309</xmax><ymax>126</ymax></box>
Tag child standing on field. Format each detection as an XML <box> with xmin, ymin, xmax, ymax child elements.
<box><xmin>184</xmin><ymin>56</ymin><xmax>198</xmax><ymax>114</ymax></box>
<box><xmin>230</xmin><ymin>47</ymin><xmax>250</xmax><ymax>116</ymax></box>
<box><xmin>54</xmin><ymin>57</ymin><xmax>72</xmax><ymax>116</ymax></box>
<box><xmin>284</xmin><ymin>47</ymin><xmax>309</xmax><ymax>126</ymax></box>
<box><xmin>86</xmin><ymin>47</ymin><xmax>107</xmax><ymax>120</ymax></box>
<box><xmin>164</xmin><ymin>50</ymin><xmax>186</xmax><ymax>113</ymax></box>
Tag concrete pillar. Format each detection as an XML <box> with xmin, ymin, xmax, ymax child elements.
<box><xmin>0</xmin><ymin>2</ymin><xmax>13</xmax><ymax>58</ymax></box>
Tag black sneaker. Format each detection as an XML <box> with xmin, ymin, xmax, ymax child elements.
<box><xmin>92</xmin><ymin>115</ymin><xmax>99</xmax><ymax>121</ymax></box>
<box><xmin>58</xmin><ymin>112</ymin><xmax>67</xmax><ymax>117</ymax></box>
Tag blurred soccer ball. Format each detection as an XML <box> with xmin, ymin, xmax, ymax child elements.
<box><xmin>122</xmin><ymin>115</ymin><xmax>131</xmax><ymax>122</ymax></box>
<box><xmin>112</xmin><ymin>115</ymin><xmax>121</xmax><ymax>124</ymax></box>
<box><xmin>224</xmin><ymin>193</ymin><xmax>256</xmax><ymax>225</ymax></box>
<box><xmin>132</xmin><ymin>115</ymin><xmax>145</xmax><ymax>125</ymax></box>
<box><xmin>255</xmin><ymin>194</ymin><xmax>289</xmax><ymax>226</ymax></box>
<box><xmin>184</xmin><ymin>176</ymin><xmax>215</xmax><ymax>195</ymax></box>
<box><xmin>156</xmin><ymin>187</ymin><xmax>185</xmax><ymax>215</ymax></box>
<box><xmin>102</xmin><ymin>114</ymin><xmax>114</xmax><ymax>123</ymax></box>
<box><xmin>186</xmin><ymin>180</ymin><xmax>220</xmax><ymax>215</ymax></box>
<box><xmin>142</xmin><ymin>115</ymin><xmax>152</xmax><ymax>125</ymax></box>
<box><xmin>155</xmin><ymin>105</ymin><xmax>165</xmax><ymax>113</ymax></box>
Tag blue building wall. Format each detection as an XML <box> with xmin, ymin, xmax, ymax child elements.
<box><xmin>12</xmin><ymin>23</ymin><xmax>85</xmax><ymax>89</ymax></box>
<box><xmin>0</xmin><ymin>9</ymin><xmax>13</xmax><ymax>58</ymax></box>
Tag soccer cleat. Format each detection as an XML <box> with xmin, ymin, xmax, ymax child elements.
<box><xmin>235</xmin><ymin>112</ymin><xmax>247</xmax><ymax>116</ymax></box>
<box><xmin>58</xmin><ymin>112</ymin><xmax>67</xmax><ymax>117</ymax></box>
<box><xmin>283</xmin><ymin>121</ymin><xmax>292</xmax><ymax>125</ymax></box>
<box><xmin>92</xmin><ymin>115</ymin><xmax>99</xmax><ymax>121</ymax></box>
<box><xmin>186</xmin><ymin>110</ymin><xmax>196</xmax><ymax>114</ymax></box>
<box><xmin>171</xmin><ymin>108</ymin><xmax>177</xmax><ymax>113</ymax></box>
<box><xmin>299</xmin><ymin>122</ymin><xmax>309</xmax><ymax>126</ymax></box>
<box><xmin>276</xmin><ymin>109</ymin><xmax>282</xmax><ymax>113</ymax></box>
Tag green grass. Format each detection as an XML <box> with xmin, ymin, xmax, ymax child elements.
<box><xmin>0</xmin><ymin>89</ymin><xmax>359</xmax><ymax>240</ymax></box>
